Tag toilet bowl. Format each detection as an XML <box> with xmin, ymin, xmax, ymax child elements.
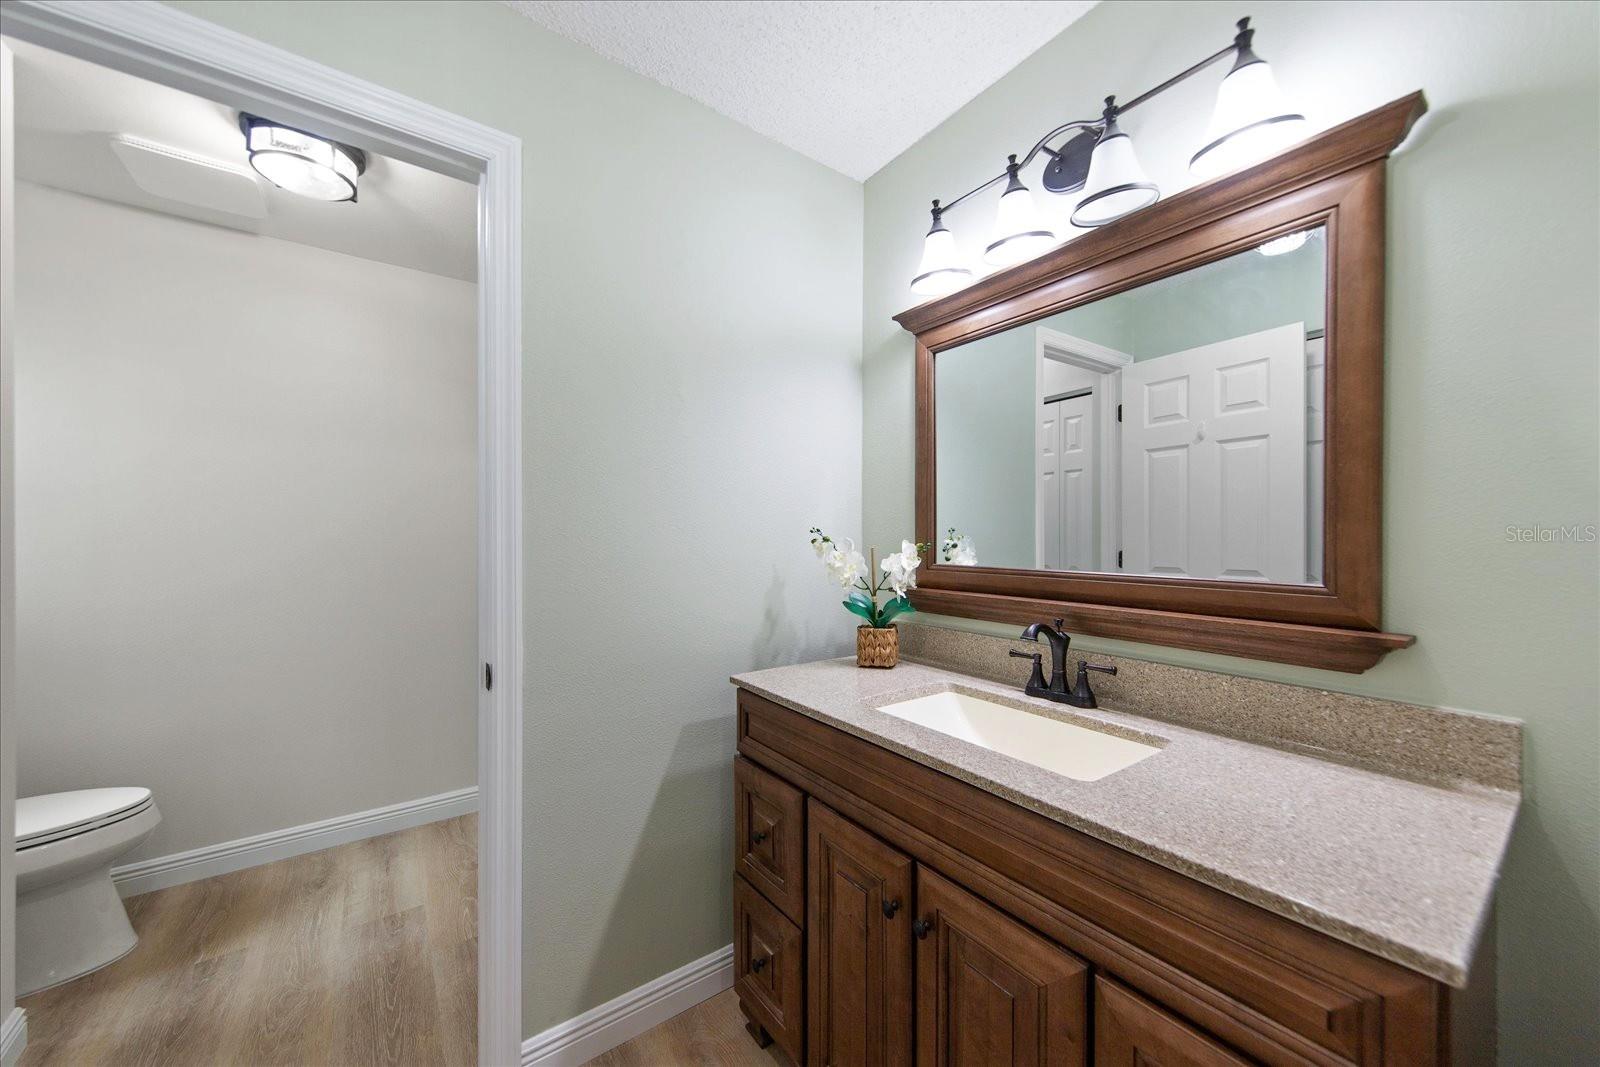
<box><xmin>15</xmin><ymin>787</ymin><xmax>161</xmax><ymax>995</ymax></box>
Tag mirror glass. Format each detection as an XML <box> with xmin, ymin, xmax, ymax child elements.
<box><xmin>935</xmin><ymin>226</ymin><xmax>1326</xmax><ymax>584</ymax></box>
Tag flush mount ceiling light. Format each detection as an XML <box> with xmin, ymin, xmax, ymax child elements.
<box><xmin>1257</xmin><ymin>228</ymin><xmax>1311</xmax><ymax>256</ymax></box>
<box><xmin>906</xmin><ymin>16</ymin><xmax>1308</xmax><ymax>298</ymax></box>
<box><xmin>240</xmin><ymin>114</ymin><xmax>366</xmax><ymax>202</ymax></box>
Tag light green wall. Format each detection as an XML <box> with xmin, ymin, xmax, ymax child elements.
<box><xmin>865</xmin><ymin>2</ymin><xmax>1599</xmax><ymax>1061</ymax></box>
<box><xmin>165</xmin><ymin>0</ymin><xmax>863</xmax><ymax>1037</ymax></box>
<box><xmin>934</xmin><ymin>327</ymin><xmax>1036</xmax><ymax>567</ymax></box>
<box><xmin>936</xmin><ymin>235</ymin><xmax>1326</xmax><ymax>569</ymax></box>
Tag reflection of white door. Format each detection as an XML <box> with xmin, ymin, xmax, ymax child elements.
<box><xmin>1120</xmin><ymin>323</ymin><xmax>1307</xmax><ymax>582</ymax></box>
<box><xmin>1035</xmin><ymin>328</ymin><xmax>1129</xmax><ymax>571</ymax></box>
<box><xmin>1037</xmin><ymin>393</ymin><xmax>1097</xmax><ymax>570</ymax></box>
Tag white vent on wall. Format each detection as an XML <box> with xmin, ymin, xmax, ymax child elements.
<box><xmin>107</xmin><ymin>134</ymin><xmax>267</xmax><ymax>220</ymax></box>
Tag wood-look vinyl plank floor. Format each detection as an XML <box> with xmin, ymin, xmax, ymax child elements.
<box><xmin>17</xmin><ymin>814</ymin><xmax>477</xmax><ymax>1067</ymax></box>
<box><xmin>581</xmin><ymin>989</ymin><xmax>790</xmax><ymax>1067</ymax></box>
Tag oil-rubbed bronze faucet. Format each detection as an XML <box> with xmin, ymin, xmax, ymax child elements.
<box><xmin>1010</xmin><ymin>618</ymin><xmax>1118</xmax><ymax>708</ymax></box>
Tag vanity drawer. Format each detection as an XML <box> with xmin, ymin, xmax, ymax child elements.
<box><xmin>735</xmin><ymin>756</ymin><xmax>806</xmax><ymax>923</ymax></box>
<box><xmin>1095</xmin><ymin>976</ymin><xmax>1253</xmax><ymax>1065</ymax></box>
<box><xmin>735</xmin><ymin>875</ymin><xmax>804</xmax><ymax>1063</ymax></box>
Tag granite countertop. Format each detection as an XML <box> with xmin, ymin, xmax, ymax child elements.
<box><xmin>731</xmin><ymin>657</ymin><xmax>1519</xmax><ymax>987</ymax></box>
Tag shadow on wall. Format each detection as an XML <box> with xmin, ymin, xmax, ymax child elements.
<box><xmin>1498</xmin><ymin>778</ymin><xmax>1600</xmax><ymax>1060</ymax></box>
<box><xmin>752</xmin><ymin>565</ymin><xmax>852</xmax><ymax>669</ymax></box>
<box><xmin>577</xmin><ymin>714</ymin><xmax>735</xmax><ymax>1012</ymax></box>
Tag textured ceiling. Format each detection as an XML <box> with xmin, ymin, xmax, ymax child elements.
<box><xmin>505</xmin><ymin>0</ymin><xmax>1098</xmax><ymax>180</ymax></box>
<box><xmin>9</xmin><ymin>39</ymin><xmax>478</xmax><ymax>281</ymax></box>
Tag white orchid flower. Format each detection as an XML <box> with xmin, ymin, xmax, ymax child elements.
<box><xmin>880</xmin><ymin>539</ymin><xmax>923</xmax><ymax>598</ymax></box>
<box><xmin>943</xmin><ymin>533</ymin><xmax>977</xmax><ymax>566</ymax></box>
<box><xmin>823</xmin><ymin>538</ymin><xmax>868</xmax><ymax>589</ymax></box>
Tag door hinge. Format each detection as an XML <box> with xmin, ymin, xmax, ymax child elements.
<box><xmin>484</xmin><ymin>662</ymin><xmax>493</xmax><ymax>691</ymax></box>
<box><xmin>1116</xmin><ymin>403</ymin><xmax>1123</xmax><ymax>423</ymax></box>
<box><xmin>1117</xmin><ymin>550</ymin><xmax>1123</xmax><ymax>568</ymax></box>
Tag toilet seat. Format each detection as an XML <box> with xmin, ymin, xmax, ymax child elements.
<box><xmin>17</xmin><ymin>788</ymin><xmax>154</xmax><ymax>849</ymax></box>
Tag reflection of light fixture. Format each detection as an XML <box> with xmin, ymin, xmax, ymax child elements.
<box><xmin>907</xmin><ymin>17</ymin><xmax>1312</xmax><ymax>296</ymax></box>
<box><xmin>910</xmin><ymin>200</ymin><xmax>974</xmax><ymax>297</ymax></box>
<box><xmin>240</xmin><ymin>115</ymin><xmax>366</xmax><ymax>202</ymax></box>
<box><xmin>1071</xmin><ymin>99</ymin><xmax>1160</xmax><ymax>228</ymax></box>
<box><xmin>1190</xmin><ymin>21</ymin><xmax>1307</xmax><ymax>180</ymax></box>
<box><xmin>1257</xmin><ymin>229</ymin><xmax>1310</xmax><ymax>256</ymax></box>
<box><xmin>984</xmin><ymin>156</ymin><xmax>1056</xmax><ymax>266</ymax></box>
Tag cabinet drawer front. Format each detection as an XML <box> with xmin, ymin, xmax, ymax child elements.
<box><xmin>1095</xmin><ymin>976</ymin><xmax>1255</xmax><ymax>1065</ymax></box>
<box><xmin>808</xmin><ymin>800</ymin><xmax>915</xmax><ymax>1067</ymax></box>
<box><xmin>736</xmin><ymin>875</ymin><xmax>805</xmax><ymax>1063</ymax></box>
<box><xmin>736</xmin><ymin>756</ymin><xmax>807</xmax><ymax>923</ymax></box>
<box><xmin>915</xmin><ymin>866</ymin><xmax>1088</xmax><ymax>1067</ymax></box>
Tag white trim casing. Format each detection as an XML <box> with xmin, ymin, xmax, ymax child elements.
<box><xmin>0</xmin><ymin>1008</ymin><xmax>25</xmax><ymax>1067</ymax></box>
<box><xmin>520</xmin><ymin>946</ymin><xmax>734</xmax><ymax>1067</ymax></box>
<box><xmin>111</xmin><ymin>787</ymin><xmax>478</xmax><ymax>898</ymax></box>
<box><xmin>1035</xmin><ymin>326</ymin><xmax>1130</xmax><ymax>573</ymax></box>
<box><xmin>0</xmin><ymin>4</ymin><xmax>524</xmax><ymax>1063</ymax></box>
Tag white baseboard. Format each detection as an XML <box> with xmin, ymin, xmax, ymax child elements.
<box><xmin>111</xmin><ymin>786</ymin><xmax>478</xmax><ymax>897</ymax></box>
<box><xmin>521</xmin><ymin>944</ymin><xmax>734</xmax><ymax>1066</ymax></box>
<box><xmin>0</xmin><ymin>1008</ymin><xmax>26</xmax><ymax>1067</ymax></box>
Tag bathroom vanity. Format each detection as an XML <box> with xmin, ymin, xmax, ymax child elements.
<box><xmin>729</xmin><ymin>656</ymin><xmax>1514</xmax><ymax>1066</ymax></box>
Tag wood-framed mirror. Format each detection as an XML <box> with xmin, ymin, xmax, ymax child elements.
<box><xmin>895</xmin><ymin>93</ymin><xmax>1427</xmax><ymax>672</ymax></box>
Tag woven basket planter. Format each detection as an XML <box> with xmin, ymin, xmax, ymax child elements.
<box><xmin>856</xmin><ymin>625</ymin><xmax>899</xmax><ymax>669</ymax></box>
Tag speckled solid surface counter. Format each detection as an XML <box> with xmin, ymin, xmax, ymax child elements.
<box><xmin>731</xmin><ymin>657</ymin><xmax>1519</xmax><ymax>987</ymax></box>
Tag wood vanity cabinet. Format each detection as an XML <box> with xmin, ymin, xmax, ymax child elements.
<box><xmin>733</xmin><ymin>688</ymin><xmax>1466</xmax><ymax>1067</ymax></box>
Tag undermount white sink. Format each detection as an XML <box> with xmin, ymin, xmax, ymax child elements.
<box><xmin>876</xmin><ymin>688</ymin><xmax>1159</xmax><ymax>782</ymax></box>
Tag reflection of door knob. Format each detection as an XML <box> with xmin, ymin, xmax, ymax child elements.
<box><xmin>1196</xmin><ymin>420</ymin><xmax>1206</xmax><ymax>441</ymax></box>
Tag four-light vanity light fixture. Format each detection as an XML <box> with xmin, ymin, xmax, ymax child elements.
<box><xmin>911</xmin><ymin>17</ymin><xmax>1307</xmax><ymax>297</ymax></box>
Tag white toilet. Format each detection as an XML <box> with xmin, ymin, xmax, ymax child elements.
<box><xmin>15</xmin><ymin>787</ymin><xmax>161</xmax><ymax>995</ymax></box>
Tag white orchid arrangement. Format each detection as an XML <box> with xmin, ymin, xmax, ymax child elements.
<box><xmin>941</xmin><ymin>528</ymin><xmax>978</xmax><ymax>566</ymax></box>
<box><xmin>809</xmin><ymin>527</ymin><xmax>930</xmax><ymax>629</ymax></box>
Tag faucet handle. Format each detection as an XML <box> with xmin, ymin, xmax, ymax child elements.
<box><xmin>1069</xmin><ymin>660</ymin><xmax>1117</xmax><ymax>708</ymax></box>
<box><xmin>1009</xmin><ymin>648</ymin><xmax>1047</xmax><ymax>692</ymax></box>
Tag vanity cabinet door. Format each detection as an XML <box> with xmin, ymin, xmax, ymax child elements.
<box><xmin>914</xmin><ymin>867</ymin><xmax>1087</xmax><ymax>1067</ymax></box>
<box><xmin>1094</xmin><ymin>976</ymin><xmax>1253</xmax><ymax>1066</ymax></box>
<box><xmin>808</xmin><ymin>799</ymin><xmax>914</xmax><ymax>1067</ymax></box>
<box><xmin>736</xmin><ymin>756</ymin><xmax>807</xmax><ymax>923</ymax></box>
<box><xmin>735</xmin><ymin>876</ymin><xmax>805</xmax><ymax>1063</ymax></box>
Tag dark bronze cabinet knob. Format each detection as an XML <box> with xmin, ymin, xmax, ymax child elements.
<box><xmin>882</xmin><ymin>898</ymin><xmax>902</xmax><ymax>918</ymax></box>
<box><xmin>912</xmin><ymin>918</ymin><xmax>933</xmax><ymax>939</ymax></box>
<box><xmin>751</xmin><ymin>955</ymin><xmax>768</xmax><ymax>973</ymax></box>
<box><xmin>750</xmin><ymin>829</ymin><xmax>768</xmax><ymax>844</ymax></box>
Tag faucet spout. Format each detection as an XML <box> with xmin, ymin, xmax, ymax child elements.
<box><xmin>1019</xmin><ymin>618</ymin><xmax>1071</xmax><ymax>694</ymax></box>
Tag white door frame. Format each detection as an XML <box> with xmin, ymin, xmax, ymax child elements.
<box><xmin>0</xmin><ymin>3</ymin><xmax>525</xmax><ymax>1063</ymax></box>
<box><xmin>1035</xmin><ymin>327</ymin><xmax>1130</xmax><ymax>572</ymax></box>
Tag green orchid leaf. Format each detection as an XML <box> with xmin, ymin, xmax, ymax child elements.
<box><xmin>878</xmin><ymin>596</ymin><xmax>917</xmax><ymax>626</ymax></box>
<box><xmin>842</xmin><ymin>598</ymin><xmax>876</xmax><ymax>625</ymax></box>
<box><xmin>847</xmin><ymin>590</ymin><xmax>875</xmax><ymax>611</ymax></box>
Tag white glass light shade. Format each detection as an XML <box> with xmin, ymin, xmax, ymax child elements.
<box><xmin>984</xmin><ymin>185</ymin><xmax>1055</xmax><ymax>267</ymax></box>
<box><xmin>1190</xmin><ymin>60</ymin><xmax>1307</xmax><ymax>180</ymax></box>
<box><xmin>1070</xmin><ymin>128</ymin><xmax>1159</xmax><ymax>228</ymax></box>
<box><xmin>1257</xmin><ymin>229</ymin><xmax>1309</xmax><ymax>256</ymax></box>
<box><xmin>910</xmin><ymin>226</ymin><xmax>973</xmax><ymax>297</ymax></box>
<box><xmin>245</xmin><ymin>120</ymin><xmax>362</xmax><ymax>202</ymax></box>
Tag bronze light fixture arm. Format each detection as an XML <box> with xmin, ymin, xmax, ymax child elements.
<box><xmin>927</xmin><ymin>17</ymin><xmax>1259</xmax><ymax>219</ymax></box>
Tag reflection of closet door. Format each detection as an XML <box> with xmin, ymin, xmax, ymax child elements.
<box><xmin>1120</xmin><ymin>323</ymin><xmax>1307</xmax><ymax>583</ymax></box>
<box><xmin>1037</xmin><ymin>394</ymin><xmax>1097</xmax><ymax>571</ymax></box>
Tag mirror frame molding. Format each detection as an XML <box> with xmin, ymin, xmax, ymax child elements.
<box><xmin>895</xmin><ymin>93</ymin><xmax>1427</xmax><ymax>673</ymax></box>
